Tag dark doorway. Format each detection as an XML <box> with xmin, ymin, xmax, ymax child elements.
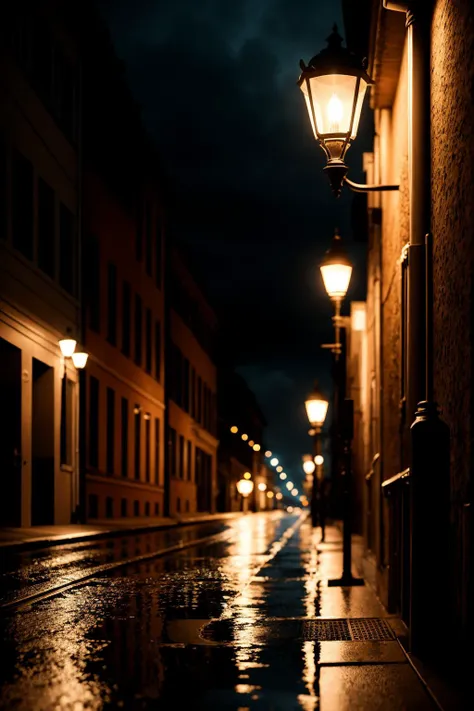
<box><xmin>31</xmin><ymin>358</ymin><xmax>55</xmax><ymax>525</ymax></box>
<box><xmin>0</xmin><ymin>337</ymin><xmax>22</xmax><ymax>526</ymax></box>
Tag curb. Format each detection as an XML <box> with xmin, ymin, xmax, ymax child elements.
<box><xmin>0</xmin><ymin>512</ymin><xmax>243</xmax><ymax>554</ymax></box>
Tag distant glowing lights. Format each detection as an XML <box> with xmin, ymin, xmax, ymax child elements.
<box><xmin>230</xmin><ymin>426</ymin><xmax>238</xmax><ymax>434</ymax></box>
<box><xmin>280</xmin><ymin>473</ymin><xmax>287</xmax><ymax>480</ymax></box>
<box><xmin>253</xmin><ymin>444</ymin><xmax>261</xmax><ymax>451</ymax></box>
<box><xmin>276</xmin><ymin>465</ymin><xmax>283</xmax><ymax>473</ymax></box>
<box><xmin>243</xmin><ymin>471</ymin><xmax>252</xmax><ymax>480</ymax></box>
<box><xmin>270</xmin><ymin>458</ymin><xmax>279</xmax><ymax>467</ymax></box>
<box><xmin>241</xmin><ymin>434</ymin><xmax>249</xmax><ymax>441</ymax></box>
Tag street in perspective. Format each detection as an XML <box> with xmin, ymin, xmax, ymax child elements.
<box><xmin>0</xmin><ymin>512</ymin><xmax>441</xmax><ymax>710</ymax></box>
<box><xmin>0</xmin><ymin>0</ymin><xmax>472</xmax><ymax>709</ymax></box>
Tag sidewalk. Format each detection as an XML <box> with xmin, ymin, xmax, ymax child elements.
<box><xmin>194</xmin><ymin>519</ymin><xmax>446</xmax><ymax>710</ymax></box>
<box><xmin>0</xmin><ymin>511</ymin><xmax>241</xmax><ymax>551</ymax></box>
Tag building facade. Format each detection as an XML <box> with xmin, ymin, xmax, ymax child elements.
<box><xmin>81</xmin><ymin>10</ymin><xmax>166</xmax><ymax>521</ymax></box>
<box><xmin>0</xmin><ymin>1</ymin><xmax>81</xmax><ymax>526</ymax></box>
<box><xmin>343</xmin><ymin>0</ymin><xmax>473</xmax><ymax>655</ymax></box>
<box><xmin>167</xmin><ymin>247</ymin><xmax>218</xmax><ymax>516</ymax></box>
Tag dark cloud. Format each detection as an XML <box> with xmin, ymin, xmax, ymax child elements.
<box><xmin>98</xmin><ymin>0</ymin><xmax>371</xmax><ymax>468</ymax></box>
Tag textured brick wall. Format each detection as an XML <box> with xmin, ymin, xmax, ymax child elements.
<box><xmin>380</xmin><ymin>43</ymin><xmax>410</xmax><ymax>484</ymax></box>
<box><xmin>431</xmin><ymin>0</ymin><xmax>474</xmax><ymax>632</ymax></box>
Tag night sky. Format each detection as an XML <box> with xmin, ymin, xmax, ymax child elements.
<box><xmin>99</xmin><ymin>0</ymin><xmax>373</xmax><ymax>490</ymax></box>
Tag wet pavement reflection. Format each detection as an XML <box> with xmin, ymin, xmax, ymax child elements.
<box><xmin>0</xmin><ymin>513</ymin><xmax>436</xmax><ymax>710</ymax></box>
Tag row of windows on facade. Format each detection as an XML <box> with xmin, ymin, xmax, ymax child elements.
<box><xmin>87</xmin><ymin>376</ymin><xmax>213</xmax><ymax>486</ymax></box>
<box><xmin>170</xmin><ymin>342</ymin><xmax>217</xmax><ymax>435</ymax></box>
<box><xmin>88</xmin><ymin>495</ymin><xmax>193</xmax><ymax>519</ymax></box>
<box><xmin>0</xmin><ymin>143</ymin><xmax>77</xmax><ymax>296</ymax></box>
<box><xmin>85</xmin><ymin>234</ymin><xmax>162</xmax><ymax>379</ymax></box>
<box><xmin>88</xmin><ymin>376</ymin><xmax>161</xmax><ymax>483</ymax></box>
<box><xmin>6</xmin><ymin>9</ymin><xmax>78</xmax><ymax>143</ymax></box>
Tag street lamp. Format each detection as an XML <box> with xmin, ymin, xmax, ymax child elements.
<box><xmin>320</xmin><ymin>229</ymin><xmax>352</xmax><ymax>359</ymax></box>
<box><xmin>236</xmin><ymin>477</ymin><xmax>254</xmax><ymax>514</ymax></box>
<box><xmin>298</xmin><ymin>25</ymin><xmax>399</xmax><ymax>197</ymax></box>
<box><xmin>305</xmin><ymin>383</ymin><xmax>328</xmax><ymax>533</ymax></box>
<box><xmin>305</xmin><ymin>385</ymin><xmax>329</xmax><ymax>433</ymax></box>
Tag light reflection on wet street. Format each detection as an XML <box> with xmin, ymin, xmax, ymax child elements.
<box><xmin>0</xmin><ymin>512</ymin><xmax>437</xmax><ymax>710</ymax></box>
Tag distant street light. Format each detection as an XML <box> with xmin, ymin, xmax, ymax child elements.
<box><xmin>258</xmin><ymin>482</ymin><xmax>267</xmax><ymax>492</ymax></box>
<box><xmin>315</xmin><ymin>454</ymin><xmax>324</xmax><ymax>466</ymax></box>
<box><xmin>270</xmin><ymin>457</ymin><xmax>279</xmax><ymax>466</ymax></box>
<box><xmin>236</xmin><ymin>477</ymin><xmax>254</xmax><ymax>514</ymax></box>
<box><xmin>303</xmin><ymin>458</ymin><xmax>316</xmax><ymax>476</ymax></box>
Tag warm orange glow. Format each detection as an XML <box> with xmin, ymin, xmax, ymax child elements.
<box><xmin>236</xmin><ymin>479</ymin><xmax>254</xmax><ymax>496</ymax></box>
<box><xmin>276</xmin><ymin>492</ymin><xmax>283</xmax><ymax>500</ymax></box>
<box><xmin>253</xmin><ymin>444</ymin><xmax>261</xmax><ymax>451</ymax></box>
<box><xmin>286</xmin><ymin>482</ymin><xmax>293</xmax><ymax>490</ymax></box>
<box><xmin>243</xmin><ymin>471</ymin><xmax>252</xmax><ymax>480</ymax></box>
<box><xmin>258</xmin><ymin>482</ymin><xmax>267</xmax><ymax>492</ymax></box>
<box><xmin>248</xmin><ymin>440</ymin><xmax>254</xmax><ymax>447</ymax></box>
<box><xmin>305</xmin><ymin>394</ymin><xmax>329</xmax><ymax>427</ymax></box>
<box><xmin>303</xmin><ymin>460</ymin><xmax>316</xmax><ymax>475</ymax></box>
<box><xmin>276</xmin><ymin>465</ymin><xmax>283</xmax><ymax>473</ymax></box>
<box><xmin>314</xmin><ymin>455</ymin><xmax>324</xmax><ymax>466</ymax></box>
<box><xmin>265</xmin><ymin>450</ymin><xmax>272</xmax><ymax>458</ymax></box>
<box><xmin>320</xmin><ymin>263</ymin><xmax>352</xmax><ymax>300</ymax></box>
<box><xmin>280</xmin><ymin>473</ymin><xmax>287</xmax><ymax>480</ymax></box>
<box><xmin>292</xmin><ymin>489</ymin><xmax>299</xmax><ymax>496</ymax></box>
<box><xmin>230</xmin><ymin>426</ymin><xmax>238</xmax><ymax>433</ymax></box>
<box><xmin>241</xmin><ymin>433</ymin><xmax>248</xmax><ymax>441</ymax></box>
<box><xmin>266</xmin><ymin>491</ymin><xmax>274</xmax><ymax>499</ymax></box>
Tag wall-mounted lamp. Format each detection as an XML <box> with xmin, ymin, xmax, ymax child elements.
<box><xmin>59</xmin><ymin>338</ymin><xmax>88</xmax><ymax>370</ymax></box>
<box><xmin>298</xmin><ymin>25</ymin><xmax>399</xmax><ymax>197</ymax></box>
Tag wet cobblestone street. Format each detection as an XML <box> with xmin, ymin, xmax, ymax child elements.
<box><xmin>0</xmin><ymin>512</ymin><xmax>438</xmax><ymax>710</ymax></box>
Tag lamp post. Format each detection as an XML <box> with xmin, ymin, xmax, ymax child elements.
<box><xmin>318</xmin><ymin>234</ymin><xmax>363</xmax><ymax>585</ymax></box>
<box><xmin>304</xmin><ymin>386</ymin><xmax>328</xmax><ymax>533</ymax></box>
<box><xmin>297</xmin><ymin>25</ymin><xmax>399</xmax><ymax>197</ymax></box>
<box><xmin>58</xmin><ymin>338</ymin><xmax>88</xmax><ymax>522</ymax></box>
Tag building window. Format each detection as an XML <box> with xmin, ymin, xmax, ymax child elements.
<box><xmin>183</xmin><ymin>358</ymin><xmax>190</xmax><ymax>413</ymax></box>
<box><xmin>169</xmin><ymin>427</ymin><xmax>177</xmax><ymax>477</ymax></box>
<box><xmin>106</xmin><ymin>387</ymin><xmax>115</xmax><ymax>474</ymax></box>
<box><xmin>187</xmin><ymin>440</ymin><xmax>192</xmax><ymax>481</ymax></box>
<box><xmin>89</xmin><ymin>375</ymin><xmax>99</xmax><ymax>468</ymax></box>
<box><xmin>155</xmin><ymin>417</ymin><xmax>160</xmax><ymax>484</ymax></box>
<box><xmin>145</xmin><ymin>308</ymin><xmax>152</xmax><ymax>374</ymax></box>
<box><xmin>122</xmin><ymin>281</ymin><xmax>131</xmax><ymax>356</ymax></box>
<box><xmin>12</xmin><ymin>149</ymin><xmax>33</xmax><ymax>259</ymax></box>
<box><xmin>121</xmin><ymin>498</ymin><xmax>127</xmax><ymax>517</ymax></box>
<box><xmin>197</xmin><ymin>376</ymin><xmax>202</xmax><ymax>424</ymax></box>
<box><xmin>145</xmin><ymin>202</ymin><xmax>152</xmax><ymax>276</ymax></box>
<box><xmin>37</xmin><ymin>177</ymin><xmax>55</xmax><ymax>279</ymax></box>
<box><xmin>88</xmin><ymin>494</ymin><xmax>98</xmax><ymax>519</ymax></box>
<box><xmin>191</xmin><ymin>368</ymin><xmax>196</xmax><ymax>419</ymax></box>
<box><xmin>85</xmin><ymin>233</ymin><xmax>100</xmax><ymax>333</ymax></box>
<box><xmin>155</xmin><ymin>502</ymin><xmax>160</xmax><ymax>516</ymax></box>
<box><xmin>154</xmin><ymin>321</ymin><xmax>161</xmax><ymax>381</ymax></box>
<box><xmin>145</xmin><ymin>501</ymin><xmax>150</xmax><ymax>517</ymax></box>
<box><xmin>134</xmin><ymin>500</ymin><xmax>139</xmax><ymax>516</ymax></box>
<box><xmin>134</xmin><ymin>295</ymin><xmax>142</xmax><ymax>366</ymax></box>
<box><xmin>60</xmin><ymin>377</ymin><xmax>74</xmax><ymax>467</ymax></box>
<box><xmin>59</xmin><ymin>203</ymin><xmax>76</xmax><ymax>295</ymax></box>
<box><xmin>106</xmin><ymin>496</ymin><xmax>113</xmax><ymax>519</ymax></box>
<box><xmin>155</xmin><ymin>218</ymin><xmax>162</xmax><ymax>288</ymax></box>
<box><xmin>121</xmin><ymin>397</ymin><xmax>128</xmax><ymax>477</ymax></box>
<box><xmin>134</xmin><ymin>406</ymin><xmax>141</xmax><ymax>480</ymax></box>
<box><xmin>179</xmin><ymin>434</ymin><xmax>185</xmax><ymax>479</ymax></box>
<box><xmin>107</xmin><ymin>262</ymin><xmax>117</xmax><ymax>346</ymax></box>
<box><xmin>136</xmin><ymin>198</ymin><xmax>143</xmax><ymax>261</ymax></box>
<box><xmin>145</xmin><ymin>413</ymin><xmax>151</xmax><ymax>482</ymax></box>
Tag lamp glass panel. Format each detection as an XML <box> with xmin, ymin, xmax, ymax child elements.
<box><xmin>305</xmin><ymin>398</ymin><xmax>329</xmax><ymax>426</ymax></box>
<box><xmin>320</xmin><ymin>263</ymin><xmax>352</xmax><ymax>299</ymax></box>
<box><xmin>59</xmin><ymin>339</ymin><xmax>77</xmax><ymax>357</ymax></box>
<box><xmin>305</xmin><ymin>74</ymin><xmax>358</xmax><ymax>136</ymax></box>
<box><xmin>71</xmin><ymin>352</ymin><xmax>88</xmax><ymax>369</ymax></box>
<box><xmin>350</xmin><ymin>78</ymin><xmax>369</xmax><ymax>139</ymax></box>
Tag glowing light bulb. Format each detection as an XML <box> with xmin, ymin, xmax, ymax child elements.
<box><xmin>230</xmin><ymin>426</ymin><xmax>238</xmax><ymax>433</ymax></box>
<box><xmin>241</xmin><ymin>433</ymin><xmax>248</xmax><ymax>441</ymax></box>
<box><xmin>276</xmin><ymin>465</ymin><xmax>283</xmax><ymax>473</ymax></box>
<box><xmin>243</xmin><ymin>471</ymin><xmax>252</xmax><ymax>480</ymax></box>
<box><xmin>270</xmin><ymin>458</ymin><xmax>279</xmax><ymax>467</ymax></box>
<box><xmin>280</xmin><ymin>473</ymin><xmax>287</xmax><ymax>480</ymax></box>
<box><xmin>327</xmin><ymin>93</ymin><xmax>343</xmax><ymax>131</ymax></box>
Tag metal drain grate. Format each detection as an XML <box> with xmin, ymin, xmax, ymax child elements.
<box><xmin>302</xmin><ymin>618</ymin><xmax>394</xmax><ymax>642</ymax></box>
<box><xmin>348</xmin><ymin>618</ymin><xmax>394</xmax><ymax>641</ymax></box>
<box><xmin>302</xmin><ymin>619</ymin><xmax>351</xmax><ymax>641</ymax></box>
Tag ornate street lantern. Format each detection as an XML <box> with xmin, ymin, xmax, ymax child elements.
<box><xmin>298</xmin><ymin>25</ymin><xmax>373</xmax><ymax>196</ymax></box>
<box><xmin>320</xmin><ymin>229</ymin><xmax>352</xmax><ymax>302</ymax></box>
